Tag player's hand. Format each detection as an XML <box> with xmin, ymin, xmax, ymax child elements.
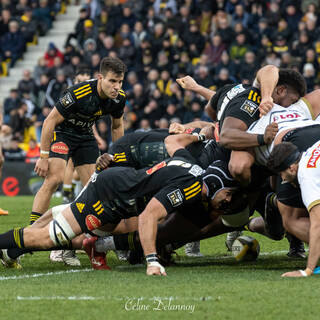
<box><xmin>176</xmin><ymin>76</ymin><xmax>198</xmax><ymax>91</ymax></box>
<box><xmin>263</xmin><ymin>122</ymin><xmax>278</xmax><ymax>144</ymax></box>
<box><xmin>146</xmin><ymin>262</ymin><xmax>167</xmax><ymax>276</ymax></box>
<box><xmin>34</xmin><ymin>158</ymin><xmax>49</xmax><ymax>177</ymax></box>
<box><xmin>259</xmin><ymin>97</ymin><xmax>274</xmax><ymax>116</ymax></box>
<box><xmin>199</xmin><ymin>124</ymin><xmax>215</xmax><ymax>140</ymax></box>
<box><xmin>97</xmin><ymin>139</ymin><xmax>107</xmax><ymax>151</ymax></box>
<box><xmin>169</xmin><ymin>122</ymin><xmax>185</xmax><ymax>134</ymax></box>
<box><xmin>281</xmin><ymin>270</ymin><xmax>307</xmax><ymax>277</ymax></box>
<box><xmin>96</xmin><ymin>153</ymin><xmax>114</xmax><ymax>170</ymax></box>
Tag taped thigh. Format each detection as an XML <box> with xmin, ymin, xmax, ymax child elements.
<box><xmin>49</xmin><ymin>213</ymin><xmax>76</xmax><ymax>246</ymax></box>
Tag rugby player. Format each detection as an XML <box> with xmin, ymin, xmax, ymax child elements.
<box><xmin>176</xmin><ymin>66</ymin><xmax>306</xmax><ymax>254</ymax></box>
<box><xmin>50</xmin><ymin>66</ymin><xmax>92</xmax><ymax>266</ymax></box>
<box><xmin>30</xmin><ymin>57</ymin><xmax>126</xmax><ymax>227</ymax></box>
<box><xmin>268</xmin><ymin>142</ymin><xmax>320</xmax><ymax>277</ymax></box>
<box><xmin>0</xmin><ymin>139</ymin><xmax>238</xmax><ymax>276</ymax></box>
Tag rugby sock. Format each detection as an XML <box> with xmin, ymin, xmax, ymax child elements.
<box><xmin>0</xmin><ymin>228</ymin><xmax>25</xmax><ymax>249</ymax></box>
<box><xmin>29</xmin><ymin>212</ymin><xmax>42</xmax><ymax>225</ymax></box>
<box><xmin>113</xmin><ymin>232</ymin><xmax>139</xmax><ymax>251</ymax></box>
<box><xmin>95</xmin><ymin>236</ymin><xmax>116</xmax><ymax>252</ymax></box>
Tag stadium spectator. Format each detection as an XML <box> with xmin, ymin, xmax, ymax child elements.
<box><xmin>0</xmin><ymin>8</ymin><xmax>11</xmax><ymax>37</ymax></box>
<box><xmin>229</xmin><ymin>32</ymin><xmax>250</xmax><ymax>64</ymax></box>
<box><xmin>19</xmin><ymin>7</ymin><xmax>38</xmax><ymax>43</ymax></box>
<box><xmin>44</xmin><ymin>42</ymin><xmax>64</xmax><ymax>68</ymax></box>
<box><xmin>3</xmin><ymin>89</ymin><xmax>21</xmax><ymax>124</ymax></box>
<box><xmin>9</xmin><ymin>102</ymin><xmax>28</xmax><ymax>141</ymax></box>
<box><xmin>2</xmin><ymin>138</ymin><xmax>26</xmax><ymax>161</ymax></box>
<box><xmin>45</xmin><ymin>69</ymin><xmax>72</xmax><ymax>107</ymax></box>
<box><xmin>0</xmin><ymin>20</ymin><xmax>25</xmax><ymax>67</ymax></box>
<box><xmin>33</xmin><ymin>0</ymin><xmax>53</xmax><ymax>31</ymax></box>
<box><xmin>203</xmin><ymin>34</ymin><xmax>226</xmax><ymax>66</ymax></box>
<box><xmin>77</xmin><ymin>19</ymin><xmax>97</xmax><ymax>49</ymax></box>
<box><xmin>18</xmin><ymin>69</ymin><xmax>37</xmax><ymax>96</ymax></box>
<box><xmin>303</xmin><ymin>63</ymin><xmax>316</xmax><ymax>92</ymax></box>
<box><xmin>25</xmin><ymin>138</ymin><xmax>40</xmax><ymax>163</ymax></box>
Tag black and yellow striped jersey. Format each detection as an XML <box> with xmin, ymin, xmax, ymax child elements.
<box><xmin>55</xmin><ymin>79</ymin><xmax>126</xmax><ymax>138</ymax></box>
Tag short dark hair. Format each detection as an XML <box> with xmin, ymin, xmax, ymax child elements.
<box><xmin>267</xmin><ymin>142</ymin><xmax>300</xmax><ymax>173</ymax></box>
<box><xmin>75</xmin><ymin>64</ymin><xmax>91</xmax><ymax>76</ymax></box>
<box><xmin>99</xmin><ymin>57</ymin><xmax>127</xmax><ymax>76</ymax></box>
<box><xmin>277</xmin><ymin>69</ymin><xmax>306</xmax><ymax>97</ymax></box>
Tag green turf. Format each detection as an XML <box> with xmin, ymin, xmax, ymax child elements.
<box><xmin>0</xmin><ymin>196</ymin><xmax>317</xmax><ymax>320</ymax></box>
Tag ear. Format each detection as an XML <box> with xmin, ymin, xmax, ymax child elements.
<box><xmin>97</xmin><ymin>73</ymin><xmax>103</xmax><ymax>80</ymax></box>
<box><xmin>276</xmin><ymin>85</ymin><xmax>287</xmax><ymax>96</ymax></box>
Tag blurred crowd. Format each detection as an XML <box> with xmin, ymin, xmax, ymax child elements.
<box><xmin>1</xmin><ymin>0</ymin><xmax>320</xmax><ymax>162</ymax></box>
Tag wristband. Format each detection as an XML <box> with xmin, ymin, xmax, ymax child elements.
<box><xmin>40</xmin><ymin>150</ymin><xmax>49</xmax><ymax>159</ymax></box>
<box><xmin>299</xmin><ymin>268</ymin><xmax>313</xmax><ymax>277</ymax></box>
<box><xmin>257</xmin><ymin>134</ymin><xmax>265</xmax><ymax>146</ymax></box>
<box><xmin>192</xmin><ymin>133</ymin><xmax>206</xmax><ymax>142</ymax></box>
<box><xmin>146</xmin><ymin>253</ymin><xmax>158</xmax><ymax>263</ymax></box>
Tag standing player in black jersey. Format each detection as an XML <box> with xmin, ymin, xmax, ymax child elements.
<box><xmin>0</xmin><ymin>147</ymin><xmax>238</xmax><ymax>276</ymax></box>
<box><xmin>30</xmin><ymin>57</ymin><xmax>127</xmax><ymax>225</ymax></box>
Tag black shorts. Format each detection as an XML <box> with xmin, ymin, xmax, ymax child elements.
<box><xmin>70</xmin><ymin>182</ymin><xmax>123</xmax><ymax>233</ymax></box>
<box><xmin>276</xmin><ymin>124</ymin><xmax>320</xmax><ymax>208</ymax></box>
<box><xmin>50</xmin><ymin>131</ymin><xmax>99</xmax><ymax>167</ymax></box>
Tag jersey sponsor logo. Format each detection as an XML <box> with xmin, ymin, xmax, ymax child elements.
<box><xmin>188</xmin><ymin>165</ymin><xmax>205</xmax><ymax>177</ymax></box>
<box><xmin>51</xmin><ymin>142</ymin><xmax>69</xmax><ymax>154</ymax></box>
<box><xmin>67</xmin><ymin>118</ymin><xmax>92</xmax><ymax>128</ymax></box>
<box><xmin>167</xmin><ymin>160</ymin><xmax>192</xmax><ymax>168</ymax></box>
<box><xmin>167</xmin><ymin>189</ymin><xmax>183</xmax><ymax>207</ymax></box>
<box><xmin>94</xmin><ymin>110</ymin><xmax>102</xmax><ymax>116</ymax></box>
<box><xmin>85</xmin><ymin>214</ymin><xmax>101</xmax><ymax>231</ymax></box>
<box><xmin>272</xmin><ymin>112</ymin><xmax>302</xmax><ymax>122</ymax></box>
<box><xmin>146</xmin><ymin>161</ymin><xmax>167</xmax><ymax>174</ymax></box>
<box><xmin>76</xmin><ymin>202</ymin><xmax>85</xmax><ymax>213</ymax></box>
<box><xmin>60</xmin><ymin>92</ymin><xmax>75</xmax><ymax>108</ymax></box>
<box><xmin>112</xmin><ymin>99</ymin><xmax>120</xmax><ymax>103</ymax></box>
<box><xmin>240</xmin><ymin>100</ymin><xmax>259</xmax><ymax>116</ymax></box>
<box><xmin>307</xmin><ymin>143</ymin><xmax>320</xmax><ymax>168</ymax></box>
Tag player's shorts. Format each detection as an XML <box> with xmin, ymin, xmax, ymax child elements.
<box><xmin>49</xmin><ymin>131</ymin><xmax>99</xmax><ymax>167</ymax></box>
<box><xmin>276</xmin><ymin>124</ymin><xmax>320</xmax><ymax>208</ymax></box>
<box><xmin>70</xmin><ymin>182</ymin><xmax>124</xmax><ymax>233</ymax></box>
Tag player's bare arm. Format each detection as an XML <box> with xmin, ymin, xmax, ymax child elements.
<box><xmin>219</xmin><ymin>117</ymin><xmax>277</xmax><ymax>150</ymax></box>
<box><xmin>303</xmin><ymin>89</ymin><xmax>320</xmax><ymax>119</ymax></box>
<box><xmin>169</xmin><ymin>120</ymin><xmax>214</xmax><ymax>134</ymax></box>
<box><xmin>138</xmin><ymin>197</ymin><xmax>168</xmax><ymax>276</ymax></box>
<box><xmin>111</xmin><ymin>115</ymin><xmax>124</xmax><ymax>142</ymax></box>
<box><xmin>35</xmin><ymin>107</ymin><xmax>65</xmax><ymax>177</ymax></box>
<box><xmin>176</xmin><ymin>75</ymin><xmax>215</xmax><ymax>101</ymax></box>
<box><xmin>254</xmin><ymin>65</ymin><xmax>279</xmax><ymax>116</ymax></box>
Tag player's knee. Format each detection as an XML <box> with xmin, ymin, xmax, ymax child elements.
<box><xmin>44</xmin><ymin>174</ymin><xmax>64</xmax><ymax>191</ymax></box>
<box><xmin>27</xmin><ymin>229</ymin><xmax>53</xmax><ymax>249</ymax></box>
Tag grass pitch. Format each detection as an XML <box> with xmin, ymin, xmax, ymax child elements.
<box><xmin>0</xmin><ymin>196</ymin><xmax>318</xmax><ymax>320</ymax></box>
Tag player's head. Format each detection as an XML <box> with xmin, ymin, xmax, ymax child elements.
<box><xmin>74</xmin><ymin>64</ymin><xmax>91</xmax><ymax>84</ymax></box>
<box><xmin>202</xmin><ymin>160</ymin><xmax>238</xmax><ymax>210</ymax></box>
<box><xmin>272</xmin><ymin>69</ymin><xmax>306</xmax><ymax>107</ymax></box>
<box><xmin>98</xmin><ymin>57</ymin><xmax>127</xmax><ymax>99</ymax></box>
<box><xmin>267</xmin><ymin>142</ymin><xmax>301</xmax><ymax>184</ymax></box>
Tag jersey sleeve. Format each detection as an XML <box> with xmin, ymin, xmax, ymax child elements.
<box><xmin>55</xmin><ymin>88</ymin><xmax>77</xmax><ymax>118</ymax></box>
<box><xmin>153</xmin><ymin>179</ymin><xmax>202</xmax><ymax>214</ymax></box>
<box><xmin>209</xmin><ymin>84</ymin><xmax>234</xmax><ymax>112</ymax></box>
<box><xmin>109</xmin><ymin>91</ymin><xmax>126</xmax><ymax>119</ymax></box>
<box><xmin>224</xmin><ymin>98</ymin><xmax>260</xmax><ymax>129</ymax></box>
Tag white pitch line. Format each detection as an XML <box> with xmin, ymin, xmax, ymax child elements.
<box><xmin>16</xmin><ymin>296</ymin><xmax>214</xmax><ymax>301</ymax></box>
<box><xmin>0</xmin><ymin>268</ymin><xmax>93</xmax><ymax>281</ymax></box>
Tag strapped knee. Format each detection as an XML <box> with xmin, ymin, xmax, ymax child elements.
<box><xmin>49</xmin><ymin>213</ymin><xmax>76</xmax><ymax>246</ymax></box>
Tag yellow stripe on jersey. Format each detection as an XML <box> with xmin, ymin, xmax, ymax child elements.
<box><xmin>95</xmin><ymin>204</ymin><xmax>103</xmax><ymax>211</ymax></box>
<box><xmin>75</xmin><ymin>90</ymin><xmax>92</xmax><ymax>99</ymax></box>
<box><xmin>114</xmin><ymin>158</ymin><xmax>127</xmax><ymax>162</ymax></box>
<box><xmin>97</xmin><ymin>208</ymin><xmax>104</xmax><ymax>215</ymax></box>
<box><xmin>184</xmin><ymin>184</ymin><xmax>201</xmax><ymax>196</ymax></box>
<box><xmin>308</xmin><ymin>199</ymin><xmax>320</xmax><ymax>212</ymax></box>
<box><xmin>114</xmin><ymin>154</ymin><xmax>126</xmax><ymax>159</ymax></box>
<box><xmin>118</xmin><ymin>90</ymin><xmax>126</xmax><ymax>97</ymax></box>
<box><xmin>74</xmin><ymin>87</ymin><xmax>92</xmax><ymax>96</ymax></box>
<box><xmin>73</xmin><ymin>84</ymin><xmax>90</xmax><ymax>93</ymax></box>
<box><xmin>185</xmin><ymin>188</ymin><xmax>201</xmax><ymax>200</ymax></box>
<box><xmin>93</xmin><ymin>200</ymin><xmax>101</xmax><ymax>208</ymax></box>
<box><xmin>183</xmin><ymin>181</ymin><xmax>200</xmax><ymax>192</ymax></box>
